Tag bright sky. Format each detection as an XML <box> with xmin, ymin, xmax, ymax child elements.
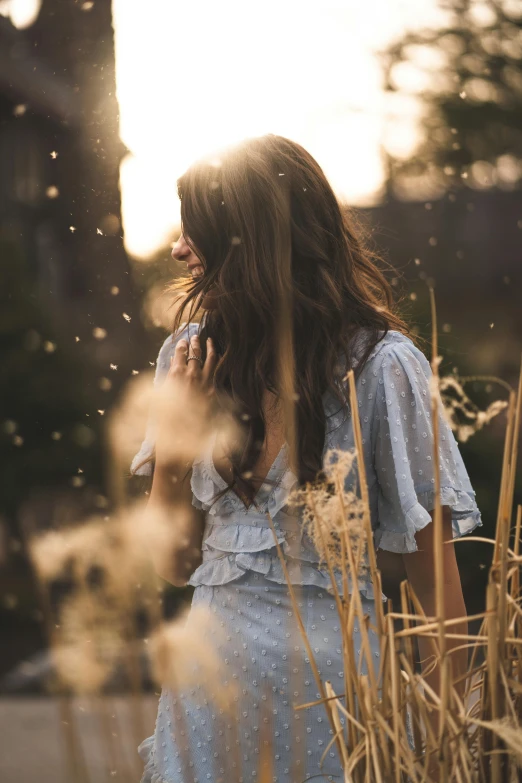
<box><xmin>1</xmin><ymin>0</ymin><xmax>442</xmax><ymax>259</ymax></box>
<box><xmin>112</xmin><ymin>0</ymin><xmax>445</xmax><ymax>258</ymax></box>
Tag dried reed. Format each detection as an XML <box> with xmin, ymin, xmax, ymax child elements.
<box><xmin>24</xmin><ymin>301</ymin><xmax>521</xmax><ymax>782</ymax></box>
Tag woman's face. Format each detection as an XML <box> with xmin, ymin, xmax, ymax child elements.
<box><xmin>171</xmin><ymin>233</ymin><xmax>204</xmax><ymax>280</ymax></box>
<box><xmin>172</xmin><ymin>232</ymin><xmax>217</xmax><ymax>310</ymax></box>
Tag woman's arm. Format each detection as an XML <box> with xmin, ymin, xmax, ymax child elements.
<box><xmin>147</xmin><ymin>462</ymin><xmax>205</xmax><ymax>587</ymax></box>
<box><xmin>145</xmin><ymin>333</ymin><xmax>217</xmax><ymax>587</ymax></box>
<box><xmin>401</xmin><ymin>506</ymin><xmax>468</xmax><ymax>716</ymax></box>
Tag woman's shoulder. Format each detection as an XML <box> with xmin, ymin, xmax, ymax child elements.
<box><xmin>353</xmin><ymin>328</ymin><xmax>429</xmax><ymax>376</ymax></box>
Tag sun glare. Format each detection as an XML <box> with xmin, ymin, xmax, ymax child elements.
<box><xmin>0</xmin><ymin>0</ymin><xmax>41</xmax><ymax>28</ymax></box>
<box><xmin>112</xmin><ymin>0</ymin><xmax>439</xmax><ymax>259</ymax></box>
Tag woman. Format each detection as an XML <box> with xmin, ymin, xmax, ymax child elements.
<box><xmin>131</xmin><ymin>135</ymin><xmax>482</xmax><ymax>782</ymax></box>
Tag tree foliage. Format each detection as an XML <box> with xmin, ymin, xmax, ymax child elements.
<box><xmin>382</xmin><ymin>0</ymin><xmax>522</xmax><ymax>198</ymax></box>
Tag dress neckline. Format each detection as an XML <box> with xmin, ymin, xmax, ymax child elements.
<box><xmin>204</xmin><ymin>430</ymin><xmax>289</xmax><ymax>511</ymax></box>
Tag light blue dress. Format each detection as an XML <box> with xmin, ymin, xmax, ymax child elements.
<box><xmin>131</xmin><ymin>325</ymin><xmax>482</xmax><ymax>783</ymax></box>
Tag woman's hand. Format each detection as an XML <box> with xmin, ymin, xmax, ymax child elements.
<box><xmin>169</xmin><ymin>334</ymin><xmax>217</xmax><ymax>397</ymax></box>
<box><xmin>154</xmin><ymin>333</ymin><xmax>218</xmax><ymax>470</ymax></box>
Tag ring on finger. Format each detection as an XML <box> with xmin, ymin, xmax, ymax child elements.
<box><xmin>187</xmin><ymin>354</ymin><xmax>203</xmax><ymax>366</ymax></box>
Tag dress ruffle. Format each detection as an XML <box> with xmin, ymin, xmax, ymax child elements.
<box><xmin>374</xmin><ymin>485</ymin><xmax>483</xmax><ymax>554</ymax></box>
<box><xmin>130</xmin><ymin>442</ymin><xmax>154</xmax><ymax>477</ymax></box>
<box><xmin>188</xmin><ymin>518</ymin><xmax>382</xmax><ymax>600</ymax></box>
<box><xmin>138</xmin><ymin>736</ymin><xmax>166</xmax><ymax>783</ymax></box>
<box><xmin>203</xmin><ymin>523</ymin><xmax>287</xmax><ymax>553</ymax></box>
<box><xmin>188</xmin><ymin>432</ymin><xmax>385</xmax><ymax>600</ymax></box>
<box><xmin>190</xmin><ymin>442</ymin><xmax>298</xmax><ymax>520</ymax></box>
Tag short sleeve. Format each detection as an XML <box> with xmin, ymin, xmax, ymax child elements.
<box><xmin>372</xmin><ymin>340</ymin><xmax>482</xmax><ymax>553</ymax></box>
<box><xmin>129</xmin><ymin>322</ymin><xmax>197</xmax><ymax>477</ymax></box>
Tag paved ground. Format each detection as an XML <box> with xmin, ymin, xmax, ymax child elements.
<box><xmin>0</xmin><ymin>695</ymin><xmax>158</xmax><ymax>783</ymax></box>
<box><xmin>0</xmin><ymin>684</ymin><xmax>483</xmax><ymax>782</ymax></box>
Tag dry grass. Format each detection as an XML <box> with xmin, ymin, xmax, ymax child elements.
<box><xmin>25</xmin><ymin>298</ymin><xmax>521</xmax><ymax>782</ymax></box>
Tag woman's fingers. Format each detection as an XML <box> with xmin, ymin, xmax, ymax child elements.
<box><xmin>186</xmin><ymin>334</ymin><xmax>203</xmax><ymax>375</ymax></box>
<box><xmin>168</xmin><ymin>333</ymin><xmax>216</xmax><ymax>395</ymax></box>
<box><xmin>202</xmin><ymin>337</ymin><xmax>218</xmax><ymax>387</ymax></box>
<box><xmin>170</xmin><ymin>338</ymin><xmax>189</xmax><ymax>374</ymax></box>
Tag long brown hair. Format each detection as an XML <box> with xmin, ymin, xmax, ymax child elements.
<box><xmin>173</xmin><ymin>134</ymin><xmax>406</xmax><ymax>505</ymax></box>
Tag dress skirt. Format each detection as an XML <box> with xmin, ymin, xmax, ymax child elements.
<box><xmin>139</xmin><ymin>570</ymin><xmax>380</xmax><ymax>783</ymax></box>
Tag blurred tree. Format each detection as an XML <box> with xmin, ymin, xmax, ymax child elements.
<box><xmin>1</xmin><ymin>239</ymin><xmax>104</xmax><ymax>523</ymax></box>
<box><xmin>0</xmin><ymin>0</ymin><xmax>151</xmax><ymax>677</ymax></box>
<box><xmin>26</xmin><ymin>0</ymin><xmax>147</xmax><ymax>363</ymax></box>
<box><xmin>378</xmin><ymin>3</ymin><xmax>522</xmax><ymax>611</ymax></box>
<box><xmin>382</xmin><ymin>0</ymin><xmax>522</xmax><ymax>199</ymax></box>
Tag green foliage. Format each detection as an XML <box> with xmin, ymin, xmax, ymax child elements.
<box><xmin>382</xmin><ymin>0</ymin><xmax>522</xmax><ymax>193</ymax></box>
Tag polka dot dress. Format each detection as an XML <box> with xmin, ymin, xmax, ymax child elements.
<box><xmin>132</xmin><ymin>326</ymin><xmax>482</xmax><ymax>783</ymax></box>
<box><xmin>140</xmin><ymin>576</ymin><xmax>379</xmax><ymax>783</ymax></box>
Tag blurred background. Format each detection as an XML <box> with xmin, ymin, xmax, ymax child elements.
<box><xmin>0</xmin><ymin>0</ymin><xmax>520</xmax><ymax>779</ymax></box>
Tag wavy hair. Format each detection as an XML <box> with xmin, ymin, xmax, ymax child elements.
<box><xmin>171</xmin><ymin>134</ymin><xmax>407</xmax><ymax>505</ymax></box>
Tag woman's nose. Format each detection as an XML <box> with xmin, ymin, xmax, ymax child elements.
<box><xmin>171</xmin><ymin>235</ymin><xmax>190</xmax><ymax>261</ymax></box>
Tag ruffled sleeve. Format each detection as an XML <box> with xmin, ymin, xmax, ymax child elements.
<box><xmin>129</xmin><ymin>323</ymin><xmax>198</xmax><ymax>477</ymax></box>
<box><xmin>372</xmin><ymin>339</ymin><xmax>482</xmax><ymax>553</ymax></box>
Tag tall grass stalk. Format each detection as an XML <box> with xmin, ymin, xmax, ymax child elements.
<box><xmin>428</xmin><ymin>287</ymin><xmax>450</xmax><ymax>781</ymax></box>
<box><xmin>24</xmin><ymin>304</ymin><xmax>521</xmax><ymax>781</ymax></box>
